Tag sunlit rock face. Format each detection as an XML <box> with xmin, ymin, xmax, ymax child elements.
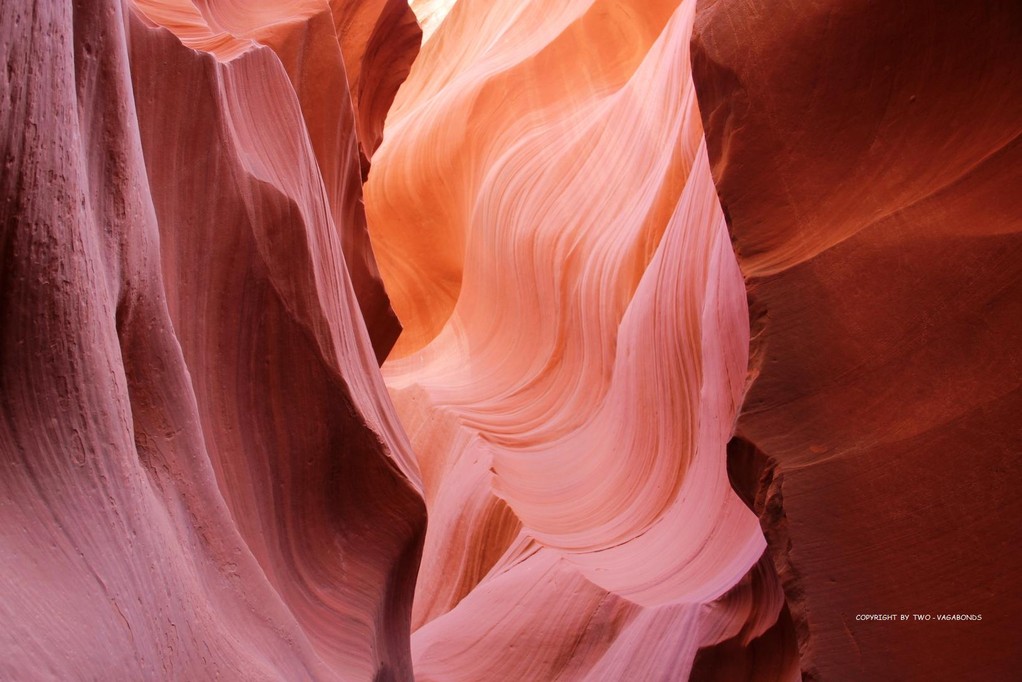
<box><xmin>692</xmin><ymin>1</ymin><xmax>1022</xmax><ymax>680</ymax></box>
<box><xmin>1</xmin><ymin>1</ymin><xmax>423</xmax><ymax>679</ymax></box>
<box><xmin>366</xmin><ymin>0</ymin><xmax>797</xmax><ymax>678</ymax></box>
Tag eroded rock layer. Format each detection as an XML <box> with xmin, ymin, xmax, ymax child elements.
<box><xmin>5</xmin><ymin>0</ymin><xmax>1013</xmax><ymax>679</ymax></box>
<box><xmin>1</xmin><ymin>1</ymin><xmax>424</xmax><ymax>679</ymax></box>
<box><xmin>692</xmin><ymin>1</ymin><xmax>1022</xmax><ymax>679</ymax></box>
<box><xmin>366</xmin><ymin>0</ymin><xmax>798</xmax><ymax>678</ymax></box>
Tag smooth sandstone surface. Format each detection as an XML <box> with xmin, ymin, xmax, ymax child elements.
<box><xmin>692</xmin><ymin>1</ymin><xmax>1022</xmax><ymax>679</ymax></box>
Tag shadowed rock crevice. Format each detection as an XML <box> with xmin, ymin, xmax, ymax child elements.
<box><xmin>725</xmin><ymin>435</ymin><xmax>811</xmax><ymax>680</ymax></box>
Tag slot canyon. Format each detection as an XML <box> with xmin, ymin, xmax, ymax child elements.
<box><xmin>1</xmin><ymin>0</ymin><xmax>1020</xmax><ymax>680</ymax></box>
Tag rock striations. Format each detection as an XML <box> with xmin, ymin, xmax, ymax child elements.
<box><xmin>2</xmin><ymin>1</ymin><xmax>424</xmax><ymax>679</ymax></box>
<box><xmin>2</xmin><ymin>0</ymin><xmax>1017</xmax><ymax>680</ymax></box>
<box><xmin>367</xmin><ymin>0</ymin><xmax>797</xmax><ymax>678</ymax></box>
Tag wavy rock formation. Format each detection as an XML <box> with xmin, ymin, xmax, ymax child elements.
<box><xmin>692</xmin><ymin>1</ymin><xmax>1022</xmax><ymax>679</ymax></box>
<box><xmin>5</xmin><ymin>0</ymin><xmax>1014</xmax><ymax>679</ymax></box>
<box><xmin>366</xmin><ymin>0</ymin><xmax>797</xmax><ymax>677</ymax></box>
<box><xmin>2</xmin><ymin>0</ymin><xmax>424</xmax><ymax>679</ymax></box>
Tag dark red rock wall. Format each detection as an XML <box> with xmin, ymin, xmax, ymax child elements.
<box><xmin>329</xmin><ymin>0</ymin><xmax>422</xmax><ymax>162</ymax></box>
<box><xmin>692</xmin><ymin>1</ymin><xmax>1022</xmax><ymax>679</ymax></box>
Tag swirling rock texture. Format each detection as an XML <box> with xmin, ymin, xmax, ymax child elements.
<box><xmin>2</xmin><ymin>0</ymin><xmax>1018</xmax><ymax>681</ymax></box>
<box><xmin>367</xmin><ymin>0</ymin><xmax>798</xmax><ymax>678</ymax></box>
